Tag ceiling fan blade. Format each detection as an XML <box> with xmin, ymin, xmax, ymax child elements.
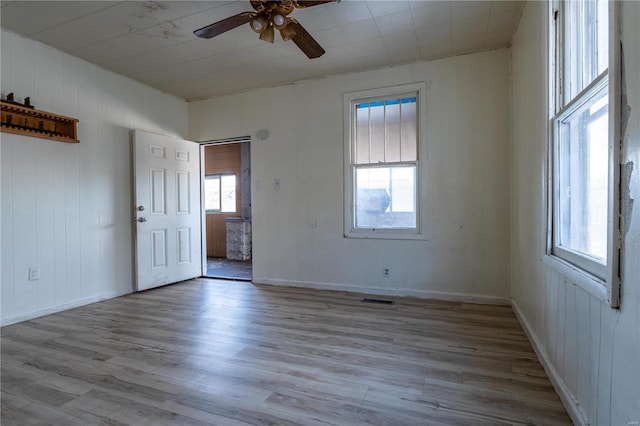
<box><xmin>289</xmin><ymin>20</ymin><xmax>325</xmax><ymax>59</ymax></box>
<box><xmin>194</xmin><ymin>12</ymin><xmax>253</xmax><ymax>39</ymax></box>
<box><xmin>295</xmin><ymin>1</ymin><xmax>338</xmax><ymax>7</ymax></box>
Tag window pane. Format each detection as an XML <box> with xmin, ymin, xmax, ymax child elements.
<box><xmin>385</xmin><ymin>100</ymin><xmax>401</xmax><ymax>162</ymax></box>
<box><xmin>204</xmin><ymin>176</ymin><xmax>220</xmax><ymax>211</ymax></box>
<box><xmin>391</xmin><ymin>167</ymin><xmax>415</xmax><ymax>212</ymax></box>
<box><xmin>596</xmin><ymin>0</ymin><xmax>608</xmax><ymax>74</ymax></box>
<box><xmin>400</xmin><ymin>99</ymin><xmax>417</xmax><ymax>161</ymax></box>
<box><xmin>355</xmin><ymin>104</ymin><xmax>370</xmax><ymax>164</ymax></box>
<box><xmin>565</xmin><ymin>0</ymin><xmax>608</xmax><ymax>99</ymax></box>
<box><xmin>557</xmin><ymin>86</ymin><xmax>608</xmax><ymax>262</ymax></box>
<box><xmin>355</xmin><ymin>165</ymin><xmax>416</xmax><ymax>229</ymax></box>
<box><xmin>220</xmin><ymin>175</ymin><xmax>236</xmax><ymax>213</ymax></box>
<box><xmin>356</xmin><ymin>167</ymin><xmax>389</xmax><ymax>213</ymax></box>
<box><xmin>355</xmin><ymin>97</ymin><xmax>417</xmax><ymax>165</ymax></box>
<box><xmin>369</xmin><ymin>102</ymin><xmax>385</xmax><ymax>163</ymax></box>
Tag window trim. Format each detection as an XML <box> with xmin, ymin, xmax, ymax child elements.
<box><xmin>343</xmin><ymin>83</ymin><xmax>428</xmax><ymax>240</ymax></box>
<box><xmin>546</xmin><ymin>0</ymin><xmax>621</xmax><ymax>308</ymax></box>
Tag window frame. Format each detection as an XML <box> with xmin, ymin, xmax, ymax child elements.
<box><xmin>343</xmin><ymin>83</ymin><xmax>427</xmax><ymax>240</ymax></box>
<box><xmin>547</xmin><ymin>0</ymin><xmax>621</xmax><ymax>307</ymax></box>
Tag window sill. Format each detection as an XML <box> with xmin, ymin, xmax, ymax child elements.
<box><xmin>344</xmin><ymin>231</ymin><xmax>427</xmax><ymax>241</ymax></box>
<box><xmin>542</xmin><ymin>255</ymin><xmax>608</xmax><ymax>303</ymax></box>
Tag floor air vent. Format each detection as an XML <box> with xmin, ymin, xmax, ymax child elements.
<box><xmin>361</xmin><ymin>298</ymin><xmax>395</xmax><ymax>305</ymax></box>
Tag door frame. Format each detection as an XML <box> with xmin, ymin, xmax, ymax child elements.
<box><xmin>198</xmin><ymin>136</ymin><xmax>252</xmax><ymax>274</ymax></box>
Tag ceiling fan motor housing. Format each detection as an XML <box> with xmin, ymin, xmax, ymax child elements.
<box><xmin>250</xmin><ymin>1</ymin><xmax>298</xmax><ymax>42</ymax></box>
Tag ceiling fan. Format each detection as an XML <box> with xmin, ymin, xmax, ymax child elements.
<box><xmin>193</xmin><ymin>0</ymin><xmax>339</xmax><ymax>59</ymax></box>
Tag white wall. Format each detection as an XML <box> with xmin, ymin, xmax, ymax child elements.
<box><xmin>0</xmin><ymin>29</ymin><xmax>188</xmax><ymax>325</ymax></box>
<box><xmin>190</xmin><ymin>49</ymin><xmax>511</xmax><ymax>303</ymax></box>
<box><xmin>511</xmin><ymin>2</ymin><xmax>640</xmax><ymax>425</ymax></box>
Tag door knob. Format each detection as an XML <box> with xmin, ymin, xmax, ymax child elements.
<box><xmin>137</xmin><ymin>206</ymin><xmax>145</xmax><ymax>211</ymax></box>
<box><xmin>137</xmin><ymin>217</ymin><xmax>147</xmax><ymax>223</ymax></box>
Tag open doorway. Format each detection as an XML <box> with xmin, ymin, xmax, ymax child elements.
<box><xmin>202</xmin><ymin>139</ymin><xmax>251</xmax><ymax>281</ymax></box>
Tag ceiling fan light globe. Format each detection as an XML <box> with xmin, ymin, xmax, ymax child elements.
<box><xmin>250</xmin><ymin>15</ymin><xmax>268</xmax><ymax>33</ymax></box>
<box><xmin>272</xmin><ymin>13</ymin><xmax>287</xmax><ymax>29</ymax></box>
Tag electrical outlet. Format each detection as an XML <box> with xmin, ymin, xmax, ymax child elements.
<box><xmin>383</xmin><ymin>268</ymin><xmax>390</xmax><ymax>277</ymax></box>
<box><xmin>28</xmin><ymin>267</ymin><xmax>40</xmax><ymax>281</ymax></box>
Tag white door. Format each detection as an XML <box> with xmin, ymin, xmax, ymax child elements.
<box><xmin>133</xmin><ymin>130</ymin><xmax>202</xmax><ymax>291</ymax></box>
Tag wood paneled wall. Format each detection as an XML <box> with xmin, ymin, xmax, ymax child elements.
<box><xmin>204</xmin><ymin>143</ymin><xmax>241</xmax><ymax>258</ymax></box>
<box><xmin>0</xmin><ymin>29</ymin><xmax>188</xmax><ymax>325</ymax></box>
<box><xmin>189</xmin><ymin>48</ymin><xmax>511</xmax><ymax>303</ymax></box>
<box><xmin>510</xmin><ymin>2</ymin><xmax>640</xmax><ymax>425</ymax></box>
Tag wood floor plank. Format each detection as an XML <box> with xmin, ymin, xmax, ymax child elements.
<box><xmin>1</xmin><ymin>278</ymin><xmax>571</xmax><ymax>425</ymax></box>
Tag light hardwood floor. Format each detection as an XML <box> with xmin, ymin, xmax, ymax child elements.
<box><xmin>1</xmin><ymin>279</ymin><xmax>571</xmax><ymax>425</ymax></box>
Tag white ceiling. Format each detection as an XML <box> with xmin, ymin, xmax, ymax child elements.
<box><xmin>0</xmin><ymin>1</ymin><xmax>524</xmax><ymax>101</ymax></box>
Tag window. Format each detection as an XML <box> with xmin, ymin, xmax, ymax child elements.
<box><xmin>344</xmin><ymin>83</ymin><xmax>426</xmax><ymax>239</ymax></box>
<box><xmin>204</xmin><ymin>174</ymin><xmax>236</xmax><ymax>213</ymax></box>
<box><xmin>549</xmin><ymin>0</ymin><xmax>620</xmax><ymax>306</ymax></box>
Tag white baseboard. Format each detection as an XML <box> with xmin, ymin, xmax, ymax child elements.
<box><xmin>511</xmin><ymin>299</ymin><xmax>588</xmax><ymax>426</ymax></box>
<box><xmin>253</xmin><ymin>277</ymin><xmax>510</xmax><ymax>305</ymax></box>
<box><xmin>1</xmin><ymin>287</ymin><xmax>133</xmax><ymax>326</ymax></box>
